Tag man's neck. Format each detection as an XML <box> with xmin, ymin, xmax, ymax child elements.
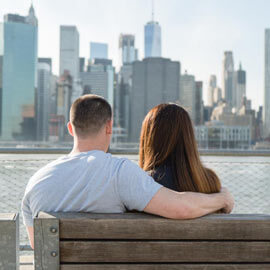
<box><xmin>70</xmin><ymin>137</ymin><xmax>107</xmax><ymax>156</ymax></box>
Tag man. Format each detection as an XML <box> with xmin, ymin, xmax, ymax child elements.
<box><xmin>22</xmin><ymin>94</ymin><xmax>234</xmax><ymax>249</ymax></box>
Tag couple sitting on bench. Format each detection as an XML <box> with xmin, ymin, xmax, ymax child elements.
<box><xmin>21</xmin><ymin>94</ymin><xmax>234</xmax><ymax>249</ymax></box>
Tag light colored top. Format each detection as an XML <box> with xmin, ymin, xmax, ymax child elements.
<box><xmin>21</xmin><ymin>150</ymin><xmax>162</xmax><ymax>227</ymax></box>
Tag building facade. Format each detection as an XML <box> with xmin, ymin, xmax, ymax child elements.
<box><xmin>213</xmin><ymin>87</ymin><xmax>222</xmax><ymax>105</ymax></box>
<box><xmin>119</xmin><ymin>34</ymin><xmax>138</xmax><ymax>65</ymax></box>
<box><xmin>90</xmin><ymin>42</ymin><xmax>108</xmax><ymax>60</ymax></box>
<box><xmin>222</xmin><ymin>51</ymin><xmax>234</xmax><ymax>108</ymax></box>
<box><xmin>56</xmin><ymin>71</ymin><xmax>72</xmax><ymax>141</ymax></box>
<box><xmin>179</xmin><ymin>72</ymin><xmax>196</xmax><ymax>123</ymax></box>
<box><xmin>234</xmin><ymin>63</ymin><xmax>246</xmax><ymax>111</ymax></box>
<box><xmin>195</xmin><ymin>124</ymin><xmax>251</xmax><ymax>150</ymax></box>
<box><xmin>59</xmin><ymin>26</ymin><xmax>79</xmax><ymax>79</ymax></box>
<box><xmin>264</xmin><ymin>29</ymin><xmax>270</xmax><ymax>137</ymax></box>
<box><xmin>38</xmin><ymin>58</ymin><xmax>52</xmax><ymax>70</ymax></box>
<box><xmin>211</xmin><ymin>100</ymin><xmax>257</xmax><ymax>142</ymax></box>
<box><xmin>207</xmin><ymin>75</ymin><xmax>217</xmax><ymax>107</ymax></box>
<box><xmin>195</xmin><ymin>81</ymin><xmax>204</xmax><ymax>125</ymax></box>
<box><xmin>80</xmin><ymin>61</ymin><xmax>114</xmax><ymax>107</ymax></box>
<box><xmin>0</xmin><ymin>5</ymin><xmax>38</xmax><ymax>140</ymax></box>
<box><xmin>37</xmin><ymin>62</ymin><xmax>50</xmax><ymax>141</ymax></box>
<box><xmin>129</xmin><ymin>58</ymin><xmax>180</xmax><ymax>142</ymax></box>
<box><xmin>144</xmin><ymin>21</ymin><xmax>161</xmax><ymax>58</ymax></box>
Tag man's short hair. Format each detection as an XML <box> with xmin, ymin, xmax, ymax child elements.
<box><xmin>70</xmin><ymin>94</ymin><xmax>112</xmax><ymax>137</ymax></box>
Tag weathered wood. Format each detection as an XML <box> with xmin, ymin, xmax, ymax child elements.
<box><xmin>34</xmin><ymin>213</ymin><xmax>59</xmax><ymax>270</ymax></box>
<box><xmin>20</xmin><ymin>266</ymin><xmax>34</xmax><ymax>270</ymax></box>
<box><xmin>60</xmin><ymin>241</ymin><xmax>270</xmax><ymax>263</ymax></box>
<box><xmin>20</xmin><ymin>255</ymin><xmax>34</xmax><ymax>265</ymax></box>
<box><xmin>35</xmin><ymin>212</ymin><xmax>270</xmax><ymax>269</ymax></box>
<box><xmin>0</xmin><ymin>213</ymin><xmax>19</xmax><ymax>270</ymax></box>
<box><xmin>0</xmin><ymin>213</ymin><xmax>16</xmax><ymax>220</ymax></box>
<box><xmin>60</xmin><ymin>265</ymin><xmax>270</xmax><ymax>270</ymax></box>
<box><xmin>38</xmin><ymin>212</ymin><xmax>270</xmax><ymax>240</ymax></box>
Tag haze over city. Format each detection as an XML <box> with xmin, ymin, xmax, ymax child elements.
<box><xmin>1</xmin><ymin>0</ymin><xmax>270</xmax><ymax>110</ymax></box>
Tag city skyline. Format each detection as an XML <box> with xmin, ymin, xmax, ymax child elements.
<box><xmin>1</xmin><ymin>0</ymin><xmax>270</xmax><ymax>110</ymax></box>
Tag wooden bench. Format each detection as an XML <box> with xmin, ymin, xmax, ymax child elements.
<box><xmin>0</xmin><ymin>213</ymin><xmax>19</xmax><ymax>270</ymax></box>
<box><xmin>34</xmin><ymin>212</ymin><xmax>270</xmax><ymax>270</ymax></box>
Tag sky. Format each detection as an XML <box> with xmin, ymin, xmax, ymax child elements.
<box><xmin>1</xmin><ymin>0</ymin><xmax>270</xmax><ymax>110</ymax></box>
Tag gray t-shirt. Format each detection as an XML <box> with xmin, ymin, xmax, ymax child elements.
<box><xmin>21</xmin><ymin>150</ymin><xmax>162</xmax><ymax>227</ymax></box>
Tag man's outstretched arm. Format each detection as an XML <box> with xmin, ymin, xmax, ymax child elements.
<box><xmin>144</xmin><ymin>187</ymin><xmax>234</xmax><ymax>219</ymax></box>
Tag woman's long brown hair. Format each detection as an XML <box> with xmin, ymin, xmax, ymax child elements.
<box><xmin>139</xmin><ymin>103</ymin><xmax>221</xmax><ymax>194</ymax></box>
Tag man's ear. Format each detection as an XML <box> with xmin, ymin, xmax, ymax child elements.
<box><xmin>106</xmin><ymin>120</ymin><xmax>113</xmax><ymax>135</ymax></box>
<box><xmin>67</xmin><ymin>122</ymin><xmax>74</xmax><ymax>137</ymax></box>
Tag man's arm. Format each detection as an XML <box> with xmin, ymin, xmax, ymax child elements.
<box><xmin>26</xmin><ymin>226</ymin><xmax>34</xmax><ymax>249</ymax></box>
<box><xmin>144</xmin><ymin>187</ymin><xmax>234</xmax><ymax>219</ymax></box>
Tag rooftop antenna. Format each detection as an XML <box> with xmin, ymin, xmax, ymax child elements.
<box><xmin>151</xmin><ymin>0</ymin><xmax>155</xmax><ymax>21</ymax></box>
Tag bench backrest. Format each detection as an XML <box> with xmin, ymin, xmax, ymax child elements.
<box><xmin>34</xmin><ymin>212</ymin><xmax>270</xmax><ymax>270</ymax></box>
<box><xmin>0</xmin><ymin>213</ymin><xmax>19</xmax><ymax>270</ymax></box>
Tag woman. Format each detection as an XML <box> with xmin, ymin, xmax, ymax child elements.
<box><xmin>139</xmin><ymin>103</ymin><xmax>221</xmax><ymax>194</ymax></box>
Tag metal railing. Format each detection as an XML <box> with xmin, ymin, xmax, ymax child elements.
<box><xmin>0</xmin><ymin>153</ymin><xmax>269</xmax><ymax>251</ymax></box>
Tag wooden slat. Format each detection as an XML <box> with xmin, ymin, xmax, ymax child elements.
<box><xmin>0</xmin><ymin>213</ymin><xmax>16</xmax><ymax>220</ymax></box>
<box><xmin>20</xmin><ymin>255</ymin><xmax>34</xmax><ymax>265</ymax></box>
<box><xmin>38</xmin><ymin>212</ymin><xmax>270</xmax><ymax>221</ymax></box>
<box><xmin>60</xmin><ymin>265</ymin><xmax>270</xmax><ymax>270</ymax></box>
<box><xmin>60</xmin><ymin>241</ymin><xmax>270</xmax><ymax>263</ymax></box>
<box><xmin>41</xmin><ymin>212</ymin><xmax>270</xmax><ymax>240</ymax></box>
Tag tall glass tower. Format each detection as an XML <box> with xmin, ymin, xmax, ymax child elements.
<box><xmin>144</xmin><ymin>2</ymin><xmax>161</xmax><ymax>58</ymax></box>
<box><xmin>0</xmin><ymin>5</ymin><xmax>38</xmax><ymax>140</ymax></box>
<box><xmin>144</xmin><ymin>21</ymin><xmax>161</xmax><ymax>58</ymax></box>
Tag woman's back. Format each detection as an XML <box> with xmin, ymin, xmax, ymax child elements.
<box><xmin>151</xmin><ymin>163</ymin><xmax>178</xmax><ymax>192</ymax></box>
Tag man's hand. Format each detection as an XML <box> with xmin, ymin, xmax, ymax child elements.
<box><xmin>220</xmin><ymin>187</ymin><xmax>234</xmax><ymax>214</ymax></box>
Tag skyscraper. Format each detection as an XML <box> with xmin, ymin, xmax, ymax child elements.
<box><xmin>119</xmin><ymin>34</ymin><xmax>138</xmax><ymax>65</ymax></box>
<box><xmin>207</xmin><ymin>75</ymin><xmax>217</xmax><ymax>107</ymax></box>
<box><xmin>0</xmin><ymin>4</ymin><xmax>38</xmax><ymax>140</ymax></box>
<box><xmin>144</xmin><ymin>3</ymin><xmax>161</xmax><ymax>58</ymax></box>
<box><xmin>213</xmin><ymin>87</ymin><xmax>222</xmax><ymax>105</ymax></box>
<box><xmin>59</xmin><ymin>26</ymin><xmax>79</xmax><ymax>79</ymax></box>
<box><xmin>179</xmin><ymin>72</ymin><xmax>196</xmax><ymax>123</ymax></box>
<box><xmin>195</xmin><ymin>81</ymin><xmax>204</xmax><ymax>125</ymax></box>
<box><xmin>129</xmin><ymin>58</ymin><xmax>180</xmax><ymax>142</ymax></box>
<box><xmin>222</xmin><ymin>51</ymin><xmax>234</xmax><ymax>108</ymax></box>
<box><xmin>80</xmin><ymin>60</ymin><xmax>114</xmax><ymax>107</ymax></box>
<box><xmin>79</xmin><ymin>57</ymin><xmax>85</xmax><ymax>72</ymax></box>
<box><xmin>117</xmin><ymin>34</ymin><xmax>138</xmax><ymax>132</ymax></box>
<box><xmin>117</xmin><ymin>65</ymin><xmax>133</xmax><ymax>131</ymax></box>
<box><xmin>264</xmin><ymin>29</ymin><xmax>270</xmax><ymax>137</ymax></box>
<box><xmin>56</xmin><ymin>71</ymin><xmax>72</xmax><ymax>140</ymax></box>
<box><xmin>90</xmin><ymin>42</ymin><xmax>108</xmax><ymax>60</ymax></box>
<box><xmin>144</xmin><ymin>22</ymin><xmax>161</xmax><ymax>58</ymax></box>
<box><xmin>37</xmin><ymin>61</ymin><xmax>51</xmax><ymax>141</ymax></box>
<box><xmin>234</xmin><ymin>63</ymin><xmax>246</xmax><ymax>111</ymax></box>
<box><xmin>38</xmin><ymin>58</ymin><xmax>52</xmax><ymax>70</ymax></box>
